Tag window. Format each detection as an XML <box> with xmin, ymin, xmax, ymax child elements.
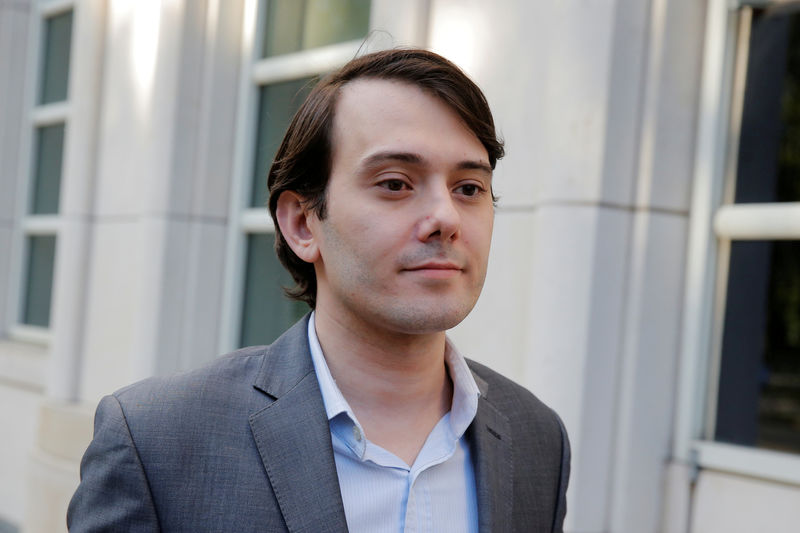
<box><xmin>13</xmin><ymin>5</ymin><xmax>74</xmax><ymax>340</ymax></box>
<box><xmin>678</xmin><ymin>0</ymin><xmax>800</xmax><ymax>484</ymax></box>
<box><xmin>711</xmin><ymin>4</ymin><xmax>800</xmax><ymax>455</ymax></box>
<box><xmin>260</xmin><ymin>0</ymin><xmax>371</xmax><ymax>58</ymax></box>
<box><xmin>222</xmin><ymin>0</ymin><xmax>371</xmax><ymax>349</ymax></box>
<box><xmin>39</xmin><ymin>9</ymin><xmax>73</xmax><ymax>105</ymax></box>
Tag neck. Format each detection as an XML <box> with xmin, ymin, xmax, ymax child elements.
<box><xmin>313</xmin><ymin>307</ymin><xmax>453</xmax><ymax>465</ymax></box>
<box><xmin>313</xmin><ymin>305</ymin><xmax>449</xmax><ymax>405</ymax></box>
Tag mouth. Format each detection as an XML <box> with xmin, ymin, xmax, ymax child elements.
<box><xmin>403</xmin><ymin>261</ymin><xmax>463</xmax><ymax>279</ymax></box>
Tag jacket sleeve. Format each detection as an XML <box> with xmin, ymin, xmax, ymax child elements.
<box><xmin>551</xmin><ymin>413</ymin><xmax>571</xmax><ymax>533</ymax></box>
<box><xmin>67</xmin><ymin>394</ymin><xmax>160</xmax><ymax>532</ymax></box>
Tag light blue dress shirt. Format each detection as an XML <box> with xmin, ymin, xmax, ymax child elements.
<box><xmin>307</xmin><ymin>313</ymin><xmax>481</xmax><ymax>533</ymax></box>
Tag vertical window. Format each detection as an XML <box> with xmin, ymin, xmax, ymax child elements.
<box><xmin>240</xmin><ymin>233</ymin><xmax>307</xmax><ymax>347</ymax></box>
<box><xmin>226</xmin><ymin>0</ymin><xmax>370</xmax><ymax>348</ymax></box>
<box><xmin>249</xmin><ymin>77</ymin><xmax>314</xmax><ymax>208</ymax></box>
<box><xmin>22</xmin><ymin>235</ymin><xmax>57</xmax><ymax>328</ymax></box>
<box><xmin>16</xmin><ymin>5</ymin><xmax>74</xmax><ymax>335</ymax></box>
<box><xmin>710</xmin><ymin>5</ymin><xmax>800</xmax><ymax>455</ymax></box>
<box><xmin>31</xmin><ymin>123</ymin><xmax>65</xmax><ymax>215</ymax></box>
<box><xmin>39</xmin><ymin>10</ymin><xmax>73</xmax><ymax>105</ymax></box>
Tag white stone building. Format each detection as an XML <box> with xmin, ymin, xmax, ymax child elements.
<box><xmin>1</xmin><ymin>1</ymin><xmax>799</xmax><ymax>532</ymax></box>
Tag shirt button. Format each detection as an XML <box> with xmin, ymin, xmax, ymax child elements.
<box><xmin>353</xmin><ymin>426</ymin><xmax>362</xmax><ymax>442</ymax></box>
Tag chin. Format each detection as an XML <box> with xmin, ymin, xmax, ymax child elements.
<box><xmin>382</xmin><ymin>300</ymin><xmax>476</xmax><ymax>334</ymax></box>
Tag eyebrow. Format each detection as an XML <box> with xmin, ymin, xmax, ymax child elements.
<box><xmin>361</xmin><ymin>151</ymin><xmax>493</xmax><ymax>176</ymax></box>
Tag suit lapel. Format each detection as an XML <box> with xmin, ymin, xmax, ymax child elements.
<box><xmin>470</xmin><ymin>371</ymin><xmax>513</xmax><ymax>533</ymax></box>
<box><xmin>249</xmin><ymin>317</ymin><xmax>348</xmax><ymax>533</ymax></box>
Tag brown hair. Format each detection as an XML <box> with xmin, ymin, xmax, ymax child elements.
<box><xmin>267</xmin><ymin>48</ymin><xmax>504</xmax><ymax>308</ymax></box>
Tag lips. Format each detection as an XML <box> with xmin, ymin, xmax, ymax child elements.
<box><xmin>401</xmin><ymin>260</ymin><xmax>464</xmax><ymax>281</ymax></box>
<box><xmin>404</xmin><ymin>261</ymin><xmax>462</xmax><ymax>271</ymax></box>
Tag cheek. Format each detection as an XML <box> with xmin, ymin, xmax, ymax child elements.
<box><xmin>466</xmin><ymin>214</ymin><xmax>494</xmax><ymax>249</ymax></box>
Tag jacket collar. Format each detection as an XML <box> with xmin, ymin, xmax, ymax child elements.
<box><xmin>249</xmin><ymin>315</ymin><xmax>349</xmax><ymax>532</ymax></box>
<box><xmin>470</xmin><ymin>366</ymin><xmax>514</xmax><ymax>533</ymax></box>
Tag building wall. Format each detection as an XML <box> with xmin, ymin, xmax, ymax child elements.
<box><xmin>437</xmin><ymin>1</ymin><xmax>703</xmax><ymax>531</ymax></box>
<box><xmin>0</xmin><ymin>0</ymin><xmax>42</xmax><ymax>530</ymax></box>
<box><xmin>1</xmin><ymin>1</ymin><xmax>799</xmax><ymax>532</ymax></box>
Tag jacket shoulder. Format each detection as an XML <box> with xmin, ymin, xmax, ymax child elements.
<box><xmin>467</xmin><ymin>358</ymin><xmax>562</xmax><ymax>426</ymax></box>
<box><xmin>112</xmin><ymin>345</ymin><xmax>269</xmax><ymax>409</ymax></box>
<box><xmin>467</xmin><ymin>358</ymin><xmax>570</xmax><ymax>531</ymax></box>
<box><xmin>71</xmin><ymin>344</ymin><xmax>296</xmax><ymax>532</ymax></box>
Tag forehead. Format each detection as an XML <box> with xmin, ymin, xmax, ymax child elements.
<box><xmin>329</xmin><ymin>78</ymin><xmax>488</xmax><ymax>166</ymax></box>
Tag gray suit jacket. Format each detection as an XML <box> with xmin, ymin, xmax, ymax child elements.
<box><xmin>68</xmin><ymin>316</ymin><xmax>569</xmax><ymax>532</ymax></box>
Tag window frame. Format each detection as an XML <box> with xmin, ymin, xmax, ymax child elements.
<box><xmin>7</xmin><ymin>0</ymin><xmax>76</xmax><ymax>346</ymax></box>
<box><xmin>675</xmin><ymin>0</ymin><xmax>800</xmax><ymax>486</ymax></box>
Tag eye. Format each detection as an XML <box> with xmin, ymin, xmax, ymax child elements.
<box><xmin>455</xmin><ymin>183</ymin><xmax>484</xmax><ymax>197</ymax></box>
<box><xmin>378</xmin><ymin>178</ymin><xmax>410</xmax><ymax>192</ymax></box>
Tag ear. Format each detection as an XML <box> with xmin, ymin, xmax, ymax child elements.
<box><xmin>275</xmin><ymin>191</ymin><xmax>320</xmax><ymax>263</ymax></box>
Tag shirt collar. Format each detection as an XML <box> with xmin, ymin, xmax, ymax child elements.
<box><xmin>444</xmin><ymin>336</ymin><xmax>481</xmax><ymax>438</ymax></box>
<box><xmin>307</xmin><ymin>312</ymin><xmax>353</xmax><ymax>422</ymax></box>
<box><xmin>307</xmin><ymin>311</ymin><xmax>481</xmax><ymax>440</ymax></box>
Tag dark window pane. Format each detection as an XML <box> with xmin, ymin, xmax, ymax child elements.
<box><xmin>735</xmin><ymin>9</ymin><xmax>800</xmax><ymax>203</ymax></box>
<box><xmin>261</xmin><ymin>0</ymin><xmax>370</xmax><ymax>58</ymax></box>
<box><xmin>22</xmin><ymin>235</ymin><xmax>56</xmax><ymax>327</ymax></box>
<box><xmin>240</xmin><ymin>233</ymin><xmax>308</xmax><ymax>347</ymax></box>
<box><xmin>31</xmin><ymin>124</ymin><xmax>65</xmax><ymax>214</ymax></box>
<box><xmin>262</xmin><ymin>0</ymin><xmax>305</xmax><ymax>57</ymax></box>
<box><xmin>302</xmin><ymin>0</ymin><xmax>371</xmax><ymax>50</ymax></box>
<box><xmin>39</xmin><ymin>10</ymin><xmax>73</xmax><ymax>104</ymax></box>
<box><xmin>251</xmin><ymin>77</ymin><xmax>315</xmax><ymax>207</ymax></box>
<box><xmin>715</xmin><ymin>241</ymin><xmax>800</xmax><ymax>453</ymax></box>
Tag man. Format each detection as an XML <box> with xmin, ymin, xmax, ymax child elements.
<box><xmin>68</xmin><ymin>49</ymin><xmax>569</xmax><ymax>532</ymax></box>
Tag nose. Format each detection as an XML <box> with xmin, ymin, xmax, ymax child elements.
<box><xmin>416</xmin><ymin>186</ymin><xmax>460</xmax><ymax>242</ymax></box>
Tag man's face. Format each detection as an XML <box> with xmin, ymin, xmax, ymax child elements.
<box><xmin>308</xmin><ymin>78</ymin><xmax>494</xmax><ymax>336</ymax></box>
